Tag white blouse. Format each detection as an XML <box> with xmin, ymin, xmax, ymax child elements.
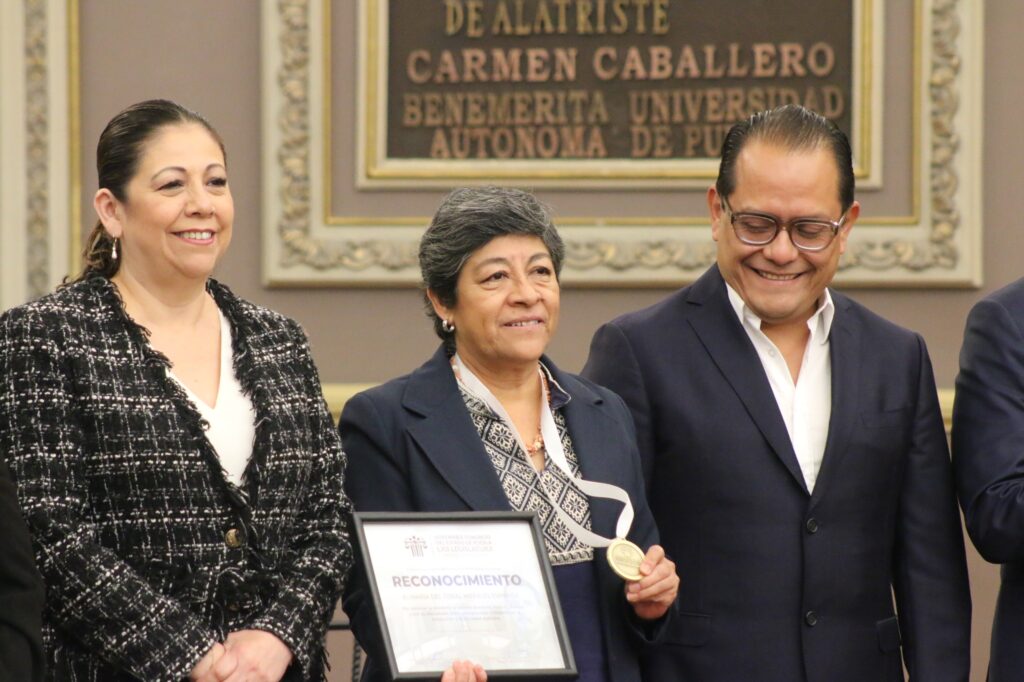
<box><xmin>168</xmin><ymin>309</ymin><xmax>256</xmax><ymax>486</ymax></box>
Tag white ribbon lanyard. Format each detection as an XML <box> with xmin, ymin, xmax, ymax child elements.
<box><xmin>453</xmin><ymin>353</ymin><xmax>634</xmax><ymax>548</ymax></box>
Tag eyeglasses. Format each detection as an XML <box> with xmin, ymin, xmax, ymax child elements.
<box><xmin>720</xmin><ymin>197</ymin><xmax>846</xmax><ymax>253</ymax></box>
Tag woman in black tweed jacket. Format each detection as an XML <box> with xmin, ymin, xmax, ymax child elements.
<box><xmin>0</xmin><ymin>100</ymin><xmax>351</xmax><ymax>681</ymax></box>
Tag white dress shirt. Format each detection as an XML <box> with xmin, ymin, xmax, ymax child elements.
<box><xmin>168</xmin><ymin>309</ymin><xmax>256</xmax><ymax>487</ymax></box>
<box><xmin>726</xmin><ymin>284</ymin><xmax>834</xmax><ymax>492</ymax></box>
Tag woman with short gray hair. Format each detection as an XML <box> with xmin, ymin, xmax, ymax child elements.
<box><xmin>419</xmin><ymin>185</ymin><xmax>566</xmax><ymax>352</ymax></box>
<box><xmin>340</xmin><ymin>186</ymin><xmax>678</xmax><ymax>682</ymax></box>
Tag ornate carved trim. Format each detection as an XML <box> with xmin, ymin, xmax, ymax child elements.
<box><xmin>840</xmin><ymin>0</ymin><xmax>962</xmax><ymax>274</ymax></box>
<box><xmin>25</xmin><ymin>0</ymin><xmax>50</xmax><ymax>298</ymax></box>
<box><xmin>275</xmin><ymin>0</ymin><xmax>313</xmax><ymax>267</ymax></box>
<box><xmin>273</xmin><ymin>0</ymin><xmax>419</xmax><ymax>273</ymax></box>
<box><xmin>1</xmin><ymin>0</ymin><xmax>71</xmax><ymax>308</ymax></box>
<box><xmin>262</xmin><ymin>0</ymin><xmax>983</xmax><ymax>286</ymax></box>
<box><xmin>926</xmin><ymin>0</ymin><xmax>962</xmax><ymax>262</ymax></box>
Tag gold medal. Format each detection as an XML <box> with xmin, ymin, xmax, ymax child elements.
<box><xmin>606</xmin><ymin>537</ymin><xmax>646</xmax><ymax>582</ymax></box>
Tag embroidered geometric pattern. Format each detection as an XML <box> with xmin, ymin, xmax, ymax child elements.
<box><xmin>458</xmin><ymin>387</ymin><xmax>594</xmax><ymax>566</ymax></box>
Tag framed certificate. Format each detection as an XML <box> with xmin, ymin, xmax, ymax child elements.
<box><xmin>353</xmin><ymin>511</ymin><xmax>577</xmax><ymax>680</ymax></box>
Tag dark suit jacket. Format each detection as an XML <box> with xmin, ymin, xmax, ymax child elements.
<box><xmin>339</xmin><ymin>347</ymin><xmax>668</xmax><ymax>682</ymax></box>
<box><xmin>583</xmin><ymin>265</ymin><xmax>971</xmax><ymax>682</ymax></box>
<box><xmin>0</xmin><ymin>458</ymin><xmax>45</xmax><ymax>682</ymax></box>
<box><xmin>953</xmin><ymin>277</ymin><xmax>1024</xmax><ymax>681</ymax></box>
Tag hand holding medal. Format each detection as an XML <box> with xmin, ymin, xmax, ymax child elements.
<box><xmin>620</xmin><ymin>543</ymin><xmax>680</xmax><ymax>621</ymax></box>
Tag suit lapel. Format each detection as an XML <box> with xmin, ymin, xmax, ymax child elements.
<box><xmin>809</xmin><ymin>295</ymin><xmax>861</xmax><ymax>506</ymax></box>
<box><xmin>403</xmin><ymin>349</ymin><xmax>511</xmax><ymax>512</ymax></box>
<box><xmin>687</xmin><ymin>267</ymin><xmax>809</xmax><ymax>495</ymax></box>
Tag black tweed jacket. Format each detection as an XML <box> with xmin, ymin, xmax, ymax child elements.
<box><xmin>0</xmin><ymin>276</ymin><xmax>352</xmax><ymax>681</ymax></box>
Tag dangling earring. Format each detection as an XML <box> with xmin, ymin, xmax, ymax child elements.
<box><xmin>111</xmin><ymin>237</ymin><xmax>119</xmax><ymax>261</ymax></box>
<box><xmin>441</xmin><ymin>319</ymin><xmax>455</xmax><ymax>333</ymax></box>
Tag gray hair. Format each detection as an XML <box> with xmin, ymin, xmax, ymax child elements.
<box><xmin>418</xmin><ymin>186</ymin><xmax>565</xmax><ymax>353</ymax></box>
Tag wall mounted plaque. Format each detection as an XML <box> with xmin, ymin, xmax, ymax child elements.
<box><xmin>261</xmin><ymin>0</ymin><xmax>983</xmax><ymax>286</ymax></box>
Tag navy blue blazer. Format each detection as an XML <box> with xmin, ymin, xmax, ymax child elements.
<box><xmin>953</xmin><ymin>277</ymin><xmax>1024</xmax><ymax>681</ymax></box>
<box><xmin>339</xmin><ymin>348</ymin><xmax>668</xmax><ymax>682</ymax></box>
<box><xmin>583</xmin><ymin>265</ymin><xmax>971</xmax><ymax>682</ymax></box>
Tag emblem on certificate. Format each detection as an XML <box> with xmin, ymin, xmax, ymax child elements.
<box><xmin>606</xmin><ymin>537</ymin><xmax>646</xmax><ymax>582</ymax></box>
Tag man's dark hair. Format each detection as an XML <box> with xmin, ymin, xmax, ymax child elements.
<box><xmin>715</xmin><ymin>105</ymin><xmax>854</xmax><ymax>212</ymax></box>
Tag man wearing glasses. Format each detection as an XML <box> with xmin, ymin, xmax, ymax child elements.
<box><xmin>583</xmin><ymin>105</ymin><xmax>971</xmax><ymax>681</ymax></box>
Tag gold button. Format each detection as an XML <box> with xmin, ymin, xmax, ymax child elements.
<box><xmin>225</xmin><ymin>528</ymin><xmax>243</xmax><ymax>548</ymax></box>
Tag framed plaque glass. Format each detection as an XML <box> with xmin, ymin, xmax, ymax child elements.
<box><xmin>353</xmin><ymin>511</ymin><xmax>577</xmax><ymax>680</ymax></box>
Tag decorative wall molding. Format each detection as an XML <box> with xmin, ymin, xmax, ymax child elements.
<box><xmin>262</xmin><ymin>0</ymin><xmax>983</xmax><ymax>286</ymax></box>
<box><xmin>25</xmin><ymin>0</ymin><xmax>51</xmax><ymax>298</ymax></box>
<box><xmin>841</xmin><ymin>0</ymin><xmax>970</xmax><ymax>276</ymax></box>
<box><xmin>322</xmin><ymin>382</ymin><xmax>956</xmax><ymax>434</ymax></box>
<box><xmin>0</xmin><ymin>0</ymin><xmax>74</xmax><ymax>309</ymax></box>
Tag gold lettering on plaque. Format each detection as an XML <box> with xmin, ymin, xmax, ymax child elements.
<box><xmin>389</xmin><ymin>1</ymin><xmax>852</xmax><ymax>163</ymax></box>
<box><xmin>443</xmin><ymin>0</ymin><xmax>673</xmax><ymax>36</ymax></box>
<box><xmin>407</xmin><ymin>48</ymin><xmax>580</xmax><ymax>84</ymax></box>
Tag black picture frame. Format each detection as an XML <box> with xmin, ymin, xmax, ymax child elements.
<box><xmin>353</xmin><ymin>510</ymin><xmax>578</xmax><ymax>681</ymax></box>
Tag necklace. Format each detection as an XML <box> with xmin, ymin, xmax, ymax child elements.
<box><xmin>524</xmin><ymin>371</ymin><xmax>550</xmax><ymax>457</ymax></box>
<box><xmin>450</xmin><ymin>356</ymin><xmax>549</xmax><ymax>458</ymax></box>
<box><xmin>524</xmin><ymin>429</ymin><xmax>544</xmax><ymax>456</ymax></box>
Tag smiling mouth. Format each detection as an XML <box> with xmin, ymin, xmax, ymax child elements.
<box><xmin>504</xmin><ymin>319</ymin><xmax>544</xmax><ymax>328</ymax></box>
<box><xmin>753</xmin><ymin>268</ymin><xmax>802</xmax><ymax>281</ymax></box>
<box><xmin>174</xmin><ymin>230</ymin><xmax>214</xmax><ymax>241</ymax></box>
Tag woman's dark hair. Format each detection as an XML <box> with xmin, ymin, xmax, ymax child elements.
<box><xmin>418</xmin><ymin>186</ymin><xmax>565</xmax><ymax>353</ymax></box>
<box><xmin>69</xmin><ymin>99</ymin><xmax>226</xmax><ymax>283</ymax></box>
